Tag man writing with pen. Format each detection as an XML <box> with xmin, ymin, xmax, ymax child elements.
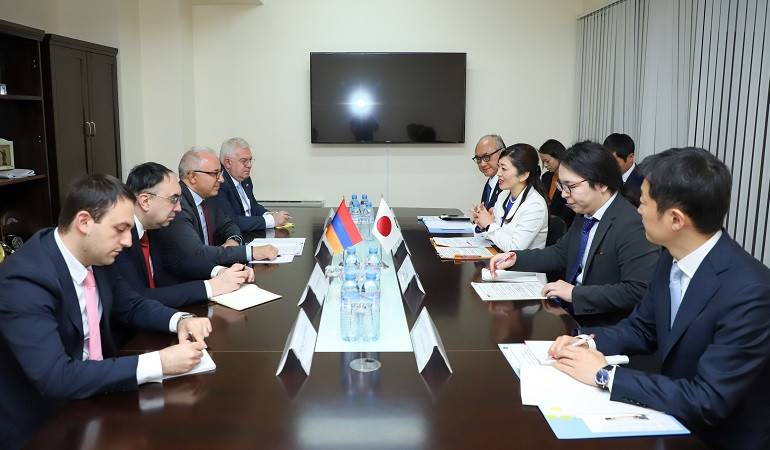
<box><xmin>495</xmin><ymin>148</ymin><xmax>770</xmax><ymax>450</ymax></box>
<box><xmin>489</xmin><ymin>141</ymin><xmax>659</xmax><ymax>320</ymax></box>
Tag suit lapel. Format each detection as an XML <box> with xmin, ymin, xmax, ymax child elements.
<box><xmin>661</xmin><ymin>235</ymin><xmax>730</xmax><ymax>361</ymax></box>
<box><xmin>181</xmin><ymin>182</ymin><xmax>205</xmax><ymax>241</ymax></box>
<box><xmin>93</xmin><ymin>267</ymin><xmax>116</xmax><ymax>357</ymax></box>
<box><xmin>130</xmin><ymin>227</ymin><xmax>150</xmax><ymax>287</ymax></box>
<box><xmin>243</xmin><ymin>177</ymin><xmax>258</xmax><ymax>214</ymax></box>
<box><xmin>42</xmin><ymin>232</ymin><xmax>84</xmax><ymax>337</ymax></box>
<box><xmin>581</xmin><ymin>197</ymin><xmax>618</xmax><ymax>277</ymax></box>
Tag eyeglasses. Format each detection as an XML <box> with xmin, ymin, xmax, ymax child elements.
<box><xmin>556</xmin><ymin>179</ymin><xmax>587</xmax><ymax>194</ymax></box>
<box><xmin>146</xmin><ymin>192</ymin><xmax>182</xmax><ymax>204</ymax></box>
<box><xmin>237</xmin><ymin>158</ymin><xmax>253</xmax><ymax>166</ymax></box>
<box><xmin>472</xmin><ymin>147</ymin><xmax>504</xmax><ymax>164</ymax></box>
<box><xmin>194</xmin><ymin>169</ymin><xmax>222</xmax><ymax>178</ymax></box>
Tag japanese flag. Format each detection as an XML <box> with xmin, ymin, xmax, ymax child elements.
<box><xmin>372</xmin><ymin>197</ymin><xmax>401</xmax><ymax>252</ymax></box>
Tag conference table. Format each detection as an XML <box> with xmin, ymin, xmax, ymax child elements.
<box><xmin>26</xmin><ymin>207</ymin><xmax>707</xmax><ymax>450</ymax></box>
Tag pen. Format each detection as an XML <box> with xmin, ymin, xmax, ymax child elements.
<box><xmin>187</xmin><ymin>331</ymin><xmax>197</xmax><ymax>342</ymax></box>
<box><xmin>571</xmin><ymin>333</ymin><xmax>595</xmax><ymax>347</ymax></box>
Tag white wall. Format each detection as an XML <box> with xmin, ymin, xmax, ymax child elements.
<box><xmin>190</xmin><ymin>0</ymin><xmax>582</xmax><ymax>209</ymax></box>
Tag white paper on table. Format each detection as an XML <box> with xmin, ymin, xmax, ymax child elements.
<box><xmin>471</xmin><ymin>281</ymin><xmax>546</xmax><ymax>301</ymax></box>
<box><xmin>481</xmin><ymin>268</ymin><xmax>543</xmax><ymax>283</ymax></box>
<box><xmin>498</xmin><ymin>343</ymin><xmax>541</xmax><ymax>377</ymax></box>
<box><xmin>248</xmin><ymin>238</ymin><xmax>306</xmax><ymax>256</ymax></box>
<box><xmin>432</xmin><ymin>237</ymin><xmax>494</xmax><ymax>248</ymax></box>
<box><xmin>297</xmin><ymin>263</ymin><xmax>329</xmax><ymax>306</ymax></box>
<box><xmin>578</xmin><ymin>412</ymin><xmax>686</xmax><ymax>434</ymax></box>
<box><xmin>397</xmin><ymin>256</ymin><xmax>416</xmax><ymax>294</ymax></box>
<box><xmin>436</xmin><ymin>247</ymin><xmax>493</xmax><ymax>259</ymax></box>
<box><xmin>409</xmin><ymin>308</ymin><xmax>452</xmax><ymax>373</ymax></box>
<box><xmin>164</xmin><ymin>349</ymin><xmax>216</xmax><ymax>380</ymax></box>
<box><xmin>251</xmin><ymin>254</ymin><xmax>294</xmax><ymax>264</ymax></box>
<box><xmin>523</xmin><ymin>340</ymin><xmax>556</xmax><ymax>365</ymax></box>
<box><xmin>276</xmin><ymin>309</ymin><xmax>317</xmax><ymax>375</ymax></box>
<box><xmin>211</xmin><ymin>283</ymin><xmax>281</xmax><ymax>311</ymax></box>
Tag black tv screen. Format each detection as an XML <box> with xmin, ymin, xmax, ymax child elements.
<box><xmin>310</xmin><ymin>52</ymin><xmax>466</xmax><ymax>144</ymax></box>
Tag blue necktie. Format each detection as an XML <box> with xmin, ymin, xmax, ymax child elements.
<box><xmin>568</xmin><ymin>217</ymin><xmax>599</xmax><ymax>284</ymax></box>
<box><xmin>669</xmin><ymin>261</ymin><xmax>684</xmax><ymax>328</ymax></box>
<box><xmin>482</xmin><ymin>182</ymin><xmax>492</xmax><ymax>208</ymax></box>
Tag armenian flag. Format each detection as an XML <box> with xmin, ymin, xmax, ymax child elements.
<box><xmin>324</xmin><ymin>198</ymin><xmax>363</xmax><ymax>253</ymax></box>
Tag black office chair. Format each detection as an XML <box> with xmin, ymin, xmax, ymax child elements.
<box><xmin>545</xmin><ymin>215</ymin><xmax>567</xmax><ymax>282</ymax></box>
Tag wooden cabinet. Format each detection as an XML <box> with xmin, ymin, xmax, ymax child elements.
<box><xmin>0</xmin><ymin>19</ymin><xmax>54</xmax><ymax>240</ymax></box>
<box><xmin>42</xmin><ymin>35</ymin><xmax>121</xmax><ymax>212</ymax></box>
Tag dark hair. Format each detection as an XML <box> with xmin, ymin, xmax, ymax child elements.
<box><xmin>603</xmin><ymin>133</ymin><xmax>635</xmax><ymax>160</ymax></box>
<box><xmin>499</xmin><ymin>143</ymin><xmax>546</xmax><ymax>223</ymax></box>
<box><xmin>538</xmin><ymin>139</ymin><xmax>566</xmax><ymax>160</ymax></box>
<box><xmin>639</xmin><ymin>147</ymin><xmax>730</xmax><ymax>234</ymax></box>
<box><xmin>126</xmin><ymin>162</ymin><xmax>175</xmax><ymax>195</ymax></box>
<box><xmin>560</xmin><ymin>141</ymin><xmax>622</xmax><ymax>193</ymax></box>
<box><xmin>58</xmin><ymin>174</ymin><xmax>136</xmax><ymax>231</ymax></box>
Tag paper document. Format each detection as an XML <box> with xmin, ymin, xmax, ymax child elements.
<box><xmin>432</xmin><ymin>237</ymin><xmax>493</xmax><ymax>248</ymax></box>
<box><xmin>498</xmin><ymin>343</ymin><xmax>541</xmax><ymax>377</ymax></box>
<box><xmin>436</xmin><ymin>247</ymin><xmax>493</xmax><ymax>259</ymax></box>
<box><xmin>211</xmin><ymin>283</ymin><xmax>281</xmax><ymax>311</ymax></box>
<box><xmin>421</xmin><ymin>216</ymin><xmax>476</xmax><ymax>234</ymax></box>
<box><xmin>164</xmin><ymin>349</ymin><xmax>216</xmax><ymax>380</ymax></box>
<box><xmin>251</xmin><ymin>254</ymin><xmax>294</xmax><ymax>264</ymax></box>
<box><xmin>481</xmin><ymin>268</ymin><xmax>543</xmax><ymax>283</ymax></box>
<box><xmin>248</xmin><ymin>238</ymin><xmax>306</xmax><ymax>256</ymax></box>
<box><xmin>471</xmin><ymin>281</ymin><xmax>546</xmax><ymax>301</ymax></box>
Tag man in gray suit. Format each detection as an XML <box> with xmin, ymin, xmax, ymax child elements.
<box><xmin>490</xmin><ymin>141</ymin><xmax>659</xmax><ymax>318</ymax></box>
<box><xmin>153</xmin><ymin>147</ymin><xmax>277</xmax><ymax>282</ymax></box>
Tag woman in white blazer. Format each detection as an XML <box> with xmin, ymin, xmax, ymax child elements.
<box><xmin>472</xmin><ymin>143</ymin><xmax>549</xmax><ymax>252</ymax></box>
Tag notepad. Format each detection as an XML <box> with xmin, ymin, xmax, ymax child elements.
<box><xmin>471</xmin><ymin>281</ymin><xmax>546</xmax><ymax>301</ymax></box>
<box><xmin>211</xmin><ymin>283</ymin><xmax>281</xmax><ymax>311</ymax></box>
<box><xmin>164</xmin><ymin>349</ymin><xmax>216</xmax><ymax>380</ymax></box>
<box><xmin>248</xmin><ymin>238</ymin><xmax>305</xmax><ymax>256</ymax></box>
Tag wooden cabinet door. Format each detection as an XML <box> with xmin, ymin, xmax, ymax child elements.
<box><xmin>48</xmin><ymin>44</ymin><xmax>89</xmax><ymax>203</ymax></box>
<box><xmin>86</xmin><ymin>52</ymin><xmax>120</xmax><ymax>177</ymax></box>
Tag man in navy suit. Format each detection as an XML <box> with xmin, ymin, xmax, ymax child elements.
<box><xmin>604</xmin><ymin>133</ymin><xmax>643</xmax><ymax>207</ymax></box>
<box><xmin>0</xmin><ymin>175</ymin><xmax>213</xmax><ymax>450</ymax></box>
<box><xmin>547</xmin><ymin>148</ymin><xmax>770</xmax><ymax>450</ymax></box>
<box><xmin>471</xmin><ymin>134</ymin><xmax>505</xmax><ymax>212</ymax></box>
<box><xmin>216</xmin><ymin>137</ymin><xmax>290</xmax><ymax>232</ymax></box>
<box><xmin>114</xmin><ymin>162</ymin><xmax>254</xmax><ymax>308</ymax></box>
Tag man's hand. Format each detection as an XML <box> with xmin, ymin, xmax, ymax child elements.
<box><xmin>270</xmin><ymin>211</ymin><xmax>291</xmax><ymax>227</ymax></box>
<box><xmin>252</xmin><ymin>244</ymin><xmax>278</xmax><ymax>261</ymax></box>
<box><xmin>209</xmin><ymin>264</ymin><xmax>251</xmax><ymax>296</ymax></box>
<box><xmin>177</xmin><ymin>317</ymin><xmax>212</xmax><ymax>344</ymax></box>
<box><xmin>159</xmin><ymin>341</ymin><xmax>207</xmax><ymax>375</ymax></box>
<box><xmin>542</xmin><ymin>280</ymin><xmax>575</xmax><ymax>301</ymax></box>
<box><xmin>548</xmin><ymin>334</ymin><xmax>585</xmax><ymax>359</ymax></box>
<box><xmin>489</xmin><ymin>251</ymin><xmax>517</xmax><ymax>276</ymax></box>
<box><xmin>222</xmin><ymin>238</ymin><xmax>240</xmax><ymax>248</ymax></box>
<box><xmin>551</xmin><ymin>345</ymin><xmax>608</xmax><ymax>387</ymax></box>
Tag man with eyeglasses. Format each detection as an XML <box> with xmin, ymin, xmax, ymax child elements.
<box><xmin>216</xmin><ymin>137</ymin><xmax>290</xmax><ymax>232</ymax></box>
<box><xmin>472</xmin><ymin>134</ymin><xmax>505</xmax><ymax>212</ymax></box>
<box><xmin>153</xmin><ymin>148</ymin><xmax>278</xmax><ymax>283</ymax></box>
<box><xmin>490</xmin><ymin>141</ymin><xmax>659</xmax><ymax>321</ymax></box>
<box><xmin>111</xmin><ymin>162</ymin><xmax>254</xmax><ymax>313</ymax></box>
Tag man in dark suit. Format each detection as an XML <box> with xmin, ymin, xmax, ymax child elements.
<box><xmin>153</xmin><ymin>148</ymin><xmax>277</xmax><ymax>282</ymax></box>
<box><xmin>0</xmin><ymin>175</ymin><xmax>212</xmax><ymax>450</ymax></box>
<box><xmin>114</xmin><ymin>162</ymin><xmax>253</xmax><ymax>308</ymax></box>
<box><xmin>216</xmin><ymin>137</ymin><xmax>290</xmax><ymax>232</ymax></box>
<box><xmin>490</xmin><ymin>141</ymin><xmax>659</xmax><ymax>318</ymax></box>
<box><xmin>547</xmin><ymin>148</ymin><xmax>770</xmax><ymax>450</ymax></box>
<box><xmin>472</xmin><ymin>134</ymin><xmax>505</xmax><ymax>210</ymax></box>
<box><xmin>604</xmin><ymin>133</ymin><xmax>642</xmax><ymax>207</ymax></box>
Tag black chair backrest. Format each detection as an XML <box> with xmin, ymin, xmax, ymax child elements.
<box><xmin>546</xmin><ymin>214</ymin><xmax>567</xmax><ymax>246</ymax></box>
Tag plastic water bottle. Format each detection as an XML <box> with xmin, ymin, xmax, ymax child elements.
<box><xmin>340</xmin><ymin>273</ymin><xmax>358</xmax><ymax>341</ymax></box>
<box><xmin>343</xmin><ymin>246</ymin><xmax>359</xmax><ymax>278</ymax></box>
<box><xmin>365</xmin><ymin>246</ymin><xmax>381</xmax><ymax>280</ymax></box>
<box><xmin>361</xmin><ymin>272</ymin><xmax>381</xmax><ymax>341</ymax></box>
<box><xmin>349</xmin><ymin>194</ymin><xmax>360</xmax><ymax>224</ymax></box>
<box><xmin>363</xmin><ymin>200</ymin><xmax>374</xmax><ymax>241</ymax></box>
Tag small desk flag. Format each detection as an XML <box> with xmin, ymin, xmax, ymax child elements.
<box><xmin>324</xmin><ymin>199</ymin><xmax>363</xmax><ymax>254</ymax></box>
<box><xmin>372</xmin><ymin>197</ymin><xmax>401</xmax><ymax>252</ymax></box>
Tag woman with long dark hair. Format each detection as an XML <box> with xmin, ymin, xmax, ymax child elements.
<box><xmin>472</xmin><ymin>143</ymin><xmax>548</xmax><ymax>252</ymax></box>
<box><xmin>538</xmin><ymin>139</ymin><xmax>575</xmax><ymax>227</ymax></box>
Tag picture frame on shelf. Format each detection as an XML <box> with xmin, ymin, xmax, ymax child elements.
<box><xmin>0</xmin><ymin>138</ymin><xmax>14</xmax><ymax>170</ymax></box>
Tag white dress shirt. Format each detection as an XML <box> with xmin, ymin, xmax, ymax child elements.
<box><xmin>621</xmin><ymin>163</ymin><xmax>636</xmax><ymax>183</ymax></box>
<box><xmin>54</xmin><ymin>229</ymin><xmax>184</xmax><ymax>384</ymax></box>
<box><xmin>577</xmin><ymin>193</ymin><xmax>617</xmax><ymax>285</ymax></box>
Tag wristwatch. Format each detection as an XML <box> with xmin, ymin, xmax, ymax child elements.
<box><xmin>177</xmin><ymin>313</ymin><xmax>196</xmax><ymax>325</ymax></box>
<box><xmin>595</xmin><ymin>364</ymin><xmax>615</xmax><ymax>390</ymax></box>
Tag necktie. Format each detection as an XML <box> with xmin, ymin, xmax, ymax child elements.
<box><xmin>202</xmin><ymin>203</ymin><xmax>215</xmax><ymax>245</ymax></box>
<box><xmin>139</xmin><ymin>233</ymin><xmax>156</xmax><ymax>288</ymax></box>
<box><xmin>482</xmin><ymin>182</ymin><xmax>492</xmax><ymax>208</ymax></box>
<box><xmin>236</xmin><ymin>182</ymin><xmax>251</xmax><ymax>216</ymax></box>
<box><xmin>669</xmin><ymin>261</ymin><xmax>684</xmax><ymax>328</ymax></box>
<box><xmin>83</xmin><ymin>270</ymin><xmax>103</xmax><ymax>361</ymax></box>
<box><xmin>568</xmin><ymin>217</ymin><xmax>600</xmax><ymax>284</ymax></box>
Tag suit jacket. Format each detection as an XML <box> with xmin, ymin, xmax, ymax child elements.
<box><xmin>153</xmin><ymin>182</ymin><xmax>246</xmax><ymax>282</ymax></box>
<box><xmin>541</xmin><ymin>171</ymin><xmax>575</xmax><ymax>227</ymax></box>
<box><xmin>621</xmin><ymin>165</ymin><xmax>643</xmax><ymax>207</ymax></box>
<box><xmin>478</xmin><ymin>187</ymin><xmax>549</xmax><ymax>252</ymax></box>
<box><xmin>593</xmin><ymin>234</ymin><xmax>770</xmax><ymax>450</ymax></box>
<box><xmin>511</xmin><ymin>194</ymin><xmax>659</xmax><ymax>316</ymax></box>
<box><xmin>110</xmin><ymin>227</ymin><xmax>209</xmax><ymax>308</ymax></box>
<box><xmin>481</xmin><ymin>177</ymin><xmax>502</xmax><ymax>210</ymax></box>
<box><xmin>0</xmin><ymin>229</ymin><xmax>177</xmax><ymax>450</ymax></box>
<box><xmin>216</xmin><ymin>170</ymin><xmax>269</xmax><ymax>232</ymax></box>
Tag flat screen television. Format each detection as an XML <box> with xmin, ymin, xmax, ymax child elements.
<box><xmin>310</xmin><ymin>52</ymin><xmax>466</xmax><ymax>144</ymax></box>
